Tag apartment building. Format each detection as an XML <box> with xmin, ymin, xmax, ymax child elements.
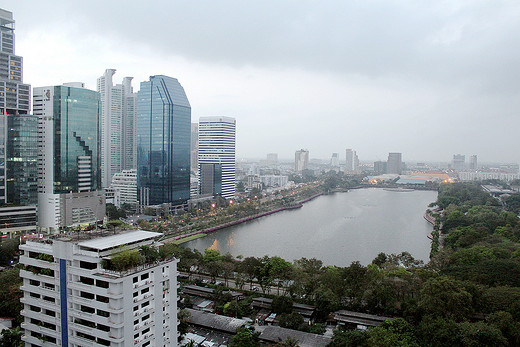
<box><xmin>19</xmin><ymin>230</ymin><xmax>178</xmax><ymax>347</ymax></box>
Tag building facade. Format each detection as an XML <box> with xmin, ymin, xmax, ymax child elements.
<box><xmin>19</xmin><ymin>230</ymin><xmax>178</xmax><ymax>347</ymax></box>
<box><xmin>34</xmin><ymin>84</ymin><xmax>105</xmax><ymax>232</ymax></box>
<box><xmin>199</xmin><ymin>163</ymin><xmax>222</xmax><ymax>197</ymax></box>
<box><xmin>190</xmin><ymin>123</ymin><xmax>198</xmax><ymax>174</ymax></box>
<box><xmin>469</xmin><ymin>155</ymin><xmax>478</xmax><ymax>171</ymax></box>
<box><xmin>387</xmin><ymin>152</ymin><xmax>402</xmax><ymax>175</ymax></box>
<box><xmin>109</xmin><ymin>169</ymin><xmax>137</xmax><ymax>208</ymax></box>
<box><xmin>198</xmin><ymin>116</ymin><xmax>236</xmax><ymax>199</ymax></box>
<box><xmin>294</xmin><ymin>149</ymin><xmax>309</xmax><ymax>172</ymax></box>
<box><xmin>97</xmin><ymin>69</ymin><xmax>137</xmax><ymax>188</ymax></box>
<box><xmin>452</xmin><ymin>154</ymin><xmax>465</xmax><ymax>172</ymax></box>
<box><xmin>137</xmin><ymin>75</ymin><xmax>191</xmax><ymax>206</ymax></box>
<box><xmin>7</xmin><ymin>113</ymin><xmax>38</xmax><ymax>205</ymax></box>
<box><xmin>0</xmin><ymin>9</ymin><xmax>31</xmax><ymax>204</ymax></box>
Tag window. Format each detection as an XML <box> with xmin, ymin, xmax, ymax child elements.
<box><xmin>141</xmin><ymin>287</ymin><xmax>149</xmax><ymax>294</ymax></box>
<box><xmin>141</xmin><ymin>273</ymin><xmax>149</xmax><ymax>280</ymax></box>
<box><xmin>79</xmin><ymin>261</ymin><xmax>97</xmax><ymax>270</ymax></box>
<box><xmin>141</xmin><ymin>301</ymin><xmax>149</xmax><ymax>308</ymax></box>
<box><xmin>97</xmin><ymin>309</ymin><xmax>109</xmax><ymax>317</ymax></box>
<box><xmin>96</xmin><ymin>280</ymin><xmax>109</xmax><ymax>288</ymax></box>
<box><xmin>133</xmin><ymin>276</ymin><xmax>138</xmax><ymax>283</ymax></box>
<box><xmin>96</xmin><ymin>295</ymin><xmax>109</xmax><ymax>303</ymax></box>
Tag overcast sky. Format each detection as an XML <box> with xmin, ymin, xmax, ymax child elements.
<box><xmin>5</xmin><ymin>0</ymin><xmax>520</xmax><ymax>163</ymax></box>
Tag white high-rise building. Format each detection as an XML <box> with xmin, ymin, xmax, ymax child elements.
<box><xmin>19</xmin><ymin>230</ymin><xmax>178</xmax><ymax>347</ymax></box>
<box><xmin>198</xmin><ymin>116</ymin><xmax>236</xmax><ymax>199</ymax></box>
<box><xmin>295</xmin><ymin>149</ymin><xmax>309</xmax><ymax>172</ymax></box>
<box><xmin>97</xmin><ymin>69</ymin><xmax>137</xmax><ymax>188</ymax></box>
<box><xmin>345</xmin><ymin>149</ymin><xmax>359</xmax><ymax>174</ymax></box>
<box><xmin>109</xmin><ymin>169</ymin><xmax>137</xmax><ymax>208</ymax></box>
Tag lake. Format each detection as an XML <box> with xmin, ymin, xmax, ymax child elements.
<box><xmin>184</xmin><ymin>188</ymin><xmax>437</xmax><ymax>266</ymax></box>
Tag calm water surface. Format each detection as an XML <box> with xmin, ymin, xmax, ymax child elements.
<box><xmin>184</xmin><ymin>188</ymin><xmax>437</xmax><ymax>266</ymax></box>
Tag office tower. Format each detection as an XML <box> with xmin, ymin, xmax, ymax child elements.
<box><xmin>7</xmin><ymin>114</ymin><xmax>38</xmax><ymax>205</ymax></box>
<box><xmin>199</xmin><ymin>163</ymin><xmax>222</xmax><ymax>196</ymax></box>
<box><xmin>331</xmin><ymin>153</ymin><xmax>339</xmax><ymax>167</ymax></box>
<box><xmin>266</xmin><ymin>153</ymin><xmax>278</xmax><ymax>166</ymax></box>
<box><xmin>137</xmin><ymin>75</ymin><xmax>191</xmax><ymax>206</ymax></box>
<box><xmin>198</xmin><ymin>116</ymin><xmax>236</xmax><ymax>199</ymax></box>
<box><xmin>345</xmin><ymin>149</ymin><xmax>359</xmax><ymax>174</ymax></box>
<box><xmin>295</xmin><ymin>149</ymin><xmax>309</xmax><ymax>172</ymax></box>
<box><xmin>97</xmin><ymin>69</ymin><xmax>137</xmax><ymax>188</ymax></box>
<box><xmin>108</xmin><ymin>169</ymin><xmax>137</xmax><ymax>208</ymax></box>
<box><xmin>469</xmin><ymin>155</ymin><xmax>477</xmax><ymax>171</ymax></box>
<box><xmin>0</xmin><ymin>9</ymin><xmax>31</xmax><ymax>204</ymax></box>
<box><xmin>387</xmin><ymin>152</ymin><xmax>402</xmax><ymax>174</ymax></box>
<box><xmin>191</xmin><ymin>123</ymin><xmax>198</xmax><ymax>173</ymax></box>
<box><xmin>469</xmin><ymin>155</ymin><xmax>478</xmax><ymax>171</ymax></box>
<box><xmin>373</xmin><ymin>161</ymin><xmax>387</xmax><ymax>175</ymax></box>
<box><xmin>345</xmin><ymin>149</ymin><xmax>354</xmax><ymax>173</ymax></box>
<box><xmin>122</xmin><ymin>77</ymin><xmax>137</xmax><ymax>171</ymax></box>
<box><xmin>452</xmin><ymin>154</ymin><xmax>465</xmax><ymax>171</ymax></box>
<box><xmin>34</xmin><ymin>83</ymin><xmax>105</xmax><ymax>233</ymax></box>
<box><xmin>19</xmin><ymin>230</ymin><xmax>179</xmax><ymax>346</ymax></box>
<box><xmin>0</xmin><ymin>9</ymin><xmax>36</xmax><ymax>237</ymax></box>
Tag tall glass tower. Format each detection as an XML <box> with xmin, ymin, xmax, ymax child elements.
<box><xmin>34</xmin><ymin>83</ymin><xmax>104</xmax><ymax>232</ymax></box>
<box><xmin>7</xmin><ymin>114</ymin><xmax>38</xmax><ymax>205</ymax></box>
<box><xmin>0</xmin><ymin>9</ymin><xmax>31</xmax><ymax>205</ymax></box>
<box><xmin>137</xmin><ymin>75</ymin><xmax>191</xmax><ymax>206</ymax></box>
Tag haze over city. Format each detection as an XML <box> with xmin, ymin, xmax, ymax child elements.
<box><xmin>7</xmin><ymin>0</ymin><xmax>520</xmax><ymax>162</ymax></box>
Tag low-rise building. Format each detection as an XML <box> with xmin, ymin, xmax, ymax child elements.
<box><xmin>19</xmin><ymin>230</ymin><xmax>178</xmax><ymax>346</ymax></box>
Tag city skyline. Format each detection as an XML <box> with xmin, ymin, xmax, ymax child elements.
<box><xmin>6</xmin><ymin>2</ymin><xmax>520</xmax><ymax>163</ymax></box>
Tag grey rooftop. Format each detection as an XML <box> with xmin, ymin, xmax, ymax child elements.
<box><xmin>77</xmin><ymin>230</ymin><xmax>162</xmax><ymax>251</ymax></box>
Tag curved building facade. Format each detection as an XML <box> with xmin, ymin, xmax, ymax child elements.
<box><xmin>137</xmin><ymin>75</ymin><xmax>191</xmax><ymax>206</ymax></box>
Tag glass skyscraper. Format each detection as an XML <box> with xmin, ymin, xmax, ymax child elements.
<box><xmin>0</xmin><ymin>9</ymin><xmax>30</xmax><ymax>205</ymax></box>
<box><xmin>7</xmin><ymin>114</ymin><xmax>38</xmax><ymax>205</ymax></box>
<box><xmin>137</xmin><ymin>75</ymin><xmax>191</xmax><ymax>206</ymax></box>
<box><xmin>34</xmin><ymin>83</ymin><xmax>105</xmax><ymax>232</ymax></box>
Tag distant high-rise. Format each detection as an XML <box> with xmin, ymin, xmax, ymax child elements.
<box><xmin>331</xmin><ymin>153</ymin><xmax>339</xmax><ymax>167</ymax></box>
<box><xmin>34</xmin><ymin>84</ymin><xmax>105</xmax><ymax>232</ymax></box>
<box><xmin>345</xmin><ymin>149</ymin><xmax>359</xmax><ymax>174</ymax></box>
<box><xmin>452</xmin><ymin>154</ymin><xmax>465</xmax><ymax>171</ymax></box>
<box><xmin>198</xmin><ymin>116</ymin><xmax>236</xmax><ymax>199</ymax></box>
<box><xmin>374</xmin><ymin>160</ymin><xmax>387</xmax><ymax>174</ymax></box>
<box><xmin>387</xmin><ymin>152</ymin><xmax>402</xmax><ymax>174</ymax></box>
<box><xmin>469</xmin><ymin>155</ymin><xmax>478</xmax><ymax>171</ymax></box>
<box><xmin>267</xmin><ymin>153</ymin><xmax>278</xmax><ymax>166</ymax></box>
<box><xmin>191</xmin><ymin>123</ymin><xmax>199</xmax><ymax>173</ymax></box>
<box><xmin>97</xmin><ymin>69</ymin><xmax>137</xmax><ymax>187</ymax></box>
<box><xmin>295</xmin><ymin>149</ymin><xmax>309</xmax><ymax>172</ymax></box>
<box><xmin>137</xmin><ymin>75</ymin><xmax>191</xmax><ymax>206</ymax></box>
<box><xmin>0</xmin><ymin>9</ymin><xmax>31</xmax><ymax>205</ymax></box>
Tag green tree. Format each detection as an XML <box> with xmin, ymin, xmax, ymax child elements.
<box><xmin>418</xmin><ymin>276</ymin><xmax>473</xmax><ymax>321</ymax></box>
<box><xmin>457</xmin><ymin>321</ymin><xmax>507</xmax><ymax>347</ymax></box>
<box><xmin>0</xmin><ymin>327</ymin><xmax>22</xmax><ymax>347</ymax></box>
<box><xmin>328</xmin><ymin>328</ymin><xmax>368</xmax><ymax>347</ymax></box>
<box><xmin>279</xmin><ymin>312</ymin><xmax>304</xmax><ymax>330</ymax></box>
<box><xmin>366</xmin><ymin>318</ymin><xmax>419</xmax><ymax>347</ymax></box>
<box><xmin>272</xmin><ymin>296</ymin><xmax>293</xmax><ymax>314</ymax></box>
<box><xmin>230</xmin><ymin>327</ymin><xmax>260</xmax><ymax>347</ymax></box>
